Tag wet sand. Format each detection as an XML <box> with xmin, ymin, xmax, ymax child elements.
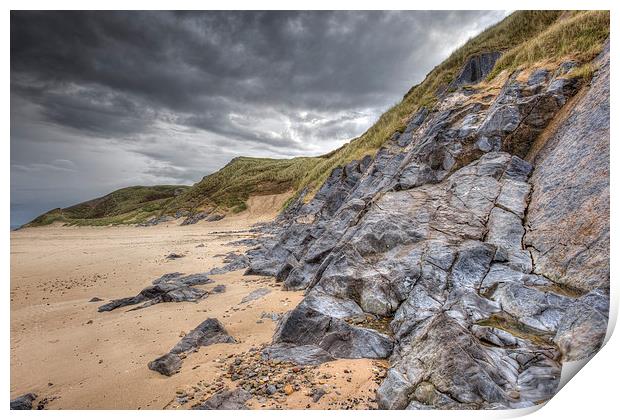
<box><xmin>10</xmin><ymin>194</ymin><xmax>383</xmax><ymax>409</ymax></box>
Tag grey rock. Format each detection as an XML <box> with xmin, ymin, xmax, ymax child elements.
<box><xmin>273</xmin><ymin>303</ymin><xmax>393</xmax><ymax>359</ymax></box>
<box><xmin>10</xmin><ymin>393</ymin><xmax>37</xmax><ymax>410</ymax></box>
<box><xmin>148</xmin><ymin>353</ymin><xmax>182</xmax><ymax>376</ymax></box>
<box><xmin>98</xmin><ymin>272</ymin><xmax>212</xmax><ymax>312</ymax></box>
<box><xmin>376</xmin><ymin>369</ymin><xmax>414</xmax><ymax>409</ymax></box>
<box><xmin>181</xmin><ymin>212</ymin><xmax>209</xmax><ymax>225</ymax></box>
<box><xmin>170</xmin><ymin>318</ymin><xmax>235</xmax><ymax>354</ymax></box>
<box><xmin>261</xmin><ymin>343</ymin><xmax>336</xmax><ymax>366</ymax></box>
<box><xmin>209</xmin><ymin>252</ymin><xmax>250</xmax><ymax>274</ymax></box>
<box><xmin>206</xmin><ymin>214</ymin><xmax>225</xmax><ymax>222</ymax></box>
<box><xmin>311</xmin><ymin>387</ymin><xmax>327</xmax><ymax>402</ymax></box>
<box><xmin>192</xmin><ymin>388</ymin><xmax>251</xmax><ymax>410</ymax></box>
<box><xmin>149</xmin><ymin>318</ymin><xmax>234</xmax><ymax>376</ymax></box>
<box><xmin>525</xmin><ymin>42</ymin><xmax>609</xmax><ymax>293</ymax></box>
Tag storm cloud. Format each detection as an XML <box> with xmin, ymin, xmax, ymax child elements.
<box><xmin>10</xmin><ymin>10</ymin><xmax>508</xmax><ymax>226</ymax></box>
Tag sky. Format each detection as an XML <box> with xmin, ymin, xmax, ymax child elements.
<box><xmin>10</xmin><ymin>10</ymin><xmax>509</xmax><ymax>227</ymax></box>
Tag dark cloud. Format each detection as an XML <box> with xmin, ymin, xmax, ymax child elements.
<box><xmin>10</xmin><ymin>10</ymin><xmax>508</xmax><ymax>226</ymax></box>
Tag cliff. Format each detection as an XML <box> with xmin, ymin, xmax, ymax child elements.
<box><xmin>243</xmin><ymin>14</ymin><xmax>610</xmax><ymax>409</ymax></box>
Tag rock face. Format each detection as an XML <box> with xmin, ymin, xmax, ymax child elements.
<box><xmin>149</xmin><ymin>318</ymin><xmax>235</xmax><ymax>376</ymax></box>
<box><xmin>245</xmin><ymin>43</ymin><xmax>609</xmax><ymax>409</ymax></box>
<box><xmin>98</xmin><ymin>272</ymin><xmax>212</xmax><ymax>312</ymax></box>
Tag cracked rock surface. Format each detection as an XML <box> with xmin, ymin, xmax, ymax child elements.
<box><xmin>244</xmin><ymin>44</ymin><xmax>609</xmax><ymax>409</ymax></box>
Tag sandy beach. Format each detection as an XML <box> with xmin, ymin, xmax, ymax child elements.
<box><xmin>10</xmin><ymin>194</ymin><xmax>384</xmax><ymax>409</ymax></box>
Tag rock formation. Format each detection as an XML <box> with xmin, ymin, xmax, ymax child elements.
<box><xmin>98</xmin><ymin>272</ymin><xmax>213</xmax><ymax>312</ymax></box>
<box><xmin>149</xmin><ymin>318</ymin><xmax>235</xmax><ymax>376</ymax></box>
<box><xmin>245</xmin><ymin>42</ymin><xmax>610</xmax><ymax>409</ymax></box>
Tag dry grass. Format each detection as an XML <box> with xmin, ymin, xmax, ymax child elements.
<box><xmin>488</xmin><ymin>11</ymin><xmax>609</xmax><ymax>79</ymax></box>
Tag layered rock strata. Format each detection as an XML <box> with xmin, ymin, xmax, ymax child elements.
<box><xmin>249</xmin><ymin>44</ymin><xmax>610</xmax><ymax>409</ymax></box>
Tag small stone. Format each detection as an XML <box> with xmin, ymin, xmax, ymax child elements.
<box><xmin>284</xmin><ymin>383</ymin><xmax>294</xmax><ymax>395</ymax></box>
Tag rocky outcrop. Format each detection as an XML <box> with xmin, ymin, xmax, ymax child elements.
<box><xmin>98</xmin><ymin>272</ymin><xmax>212</xmax><ymax>312</ymax></box>
<box><xmin>245</xmin><ymin>43</ymin><xmax>609</xmax><ymax>409</ymax></box>
<box><xmin>149</xmin><ymin>318</ymin><xmax>235</xmax><ymax>376</ymax></box>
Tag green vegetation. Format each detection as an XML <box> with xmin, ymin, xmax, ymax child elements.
<box><xmin>163</xmin><ymin>156</ymin><xmax>323</xmax><ymax>214</ymax></box>
<box><xmin>24</xmin><ymin>11</ymin><xmax>609</xmax><ymax>227</ymax></box>
<box><xmin>24</xmin><ymin>185</ymin><xmax>188</xmax><ymax>227</ymax></box>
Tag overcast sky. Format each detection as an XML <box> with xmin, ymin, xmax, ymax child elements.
<box><xmin>10</xmin><ymin>10</ymin><xmax>508</xmax><ymax>227</ymax></box>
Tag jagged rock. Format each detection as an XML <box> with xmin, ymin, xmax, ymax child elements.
<box><xmin>240</xmin><ymin>44</ymin><xmax>609</xmax><ymax>409</ymax></box>
<box><xmin>170</xmin><ymin>318</ymin><xmax>235</xmax><ymax>353</ymax></box>
<box><xmin>148</xmin><ymin>353</ymin><xmax>182</xmax><ymax>376</ymax></box>
<box><xmin>192</xmin><ymin>388</ymin><xmax>251</xmax><ymax>410</ymax></box>
<box><xmin>98</xmin><ymin>272</ymin><xmax>212</xmax><ymax>312</ymax></box>
<box><xmin>149</xmin><ymin>318</ymin><xmax>234</xmax><ymax>376</ymax></box>
<box><xmin>10</xmin><ymin>393</ymin><xmax>37</xmax><ymax>410</ymax></box>
<box><xmin>261</xmin><ymin>343</ymin><xmax>335</xmax><ymax>366</ymax></box>
<box><xmin>240</xmin><ymin>288</ymin><xmax>271</xmax><ymax>304</ymax></box>
<box><xmin>273</xmin><ymin>302</ymin><xmax>393</xmax><ymax>359</ymax></box>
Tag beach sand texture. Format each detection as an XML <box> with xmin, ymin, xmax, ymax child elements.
<box><xmin>10</xmin><ymin>194</ymin><xmax>383</xmax><ymax>409</ymax></box>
